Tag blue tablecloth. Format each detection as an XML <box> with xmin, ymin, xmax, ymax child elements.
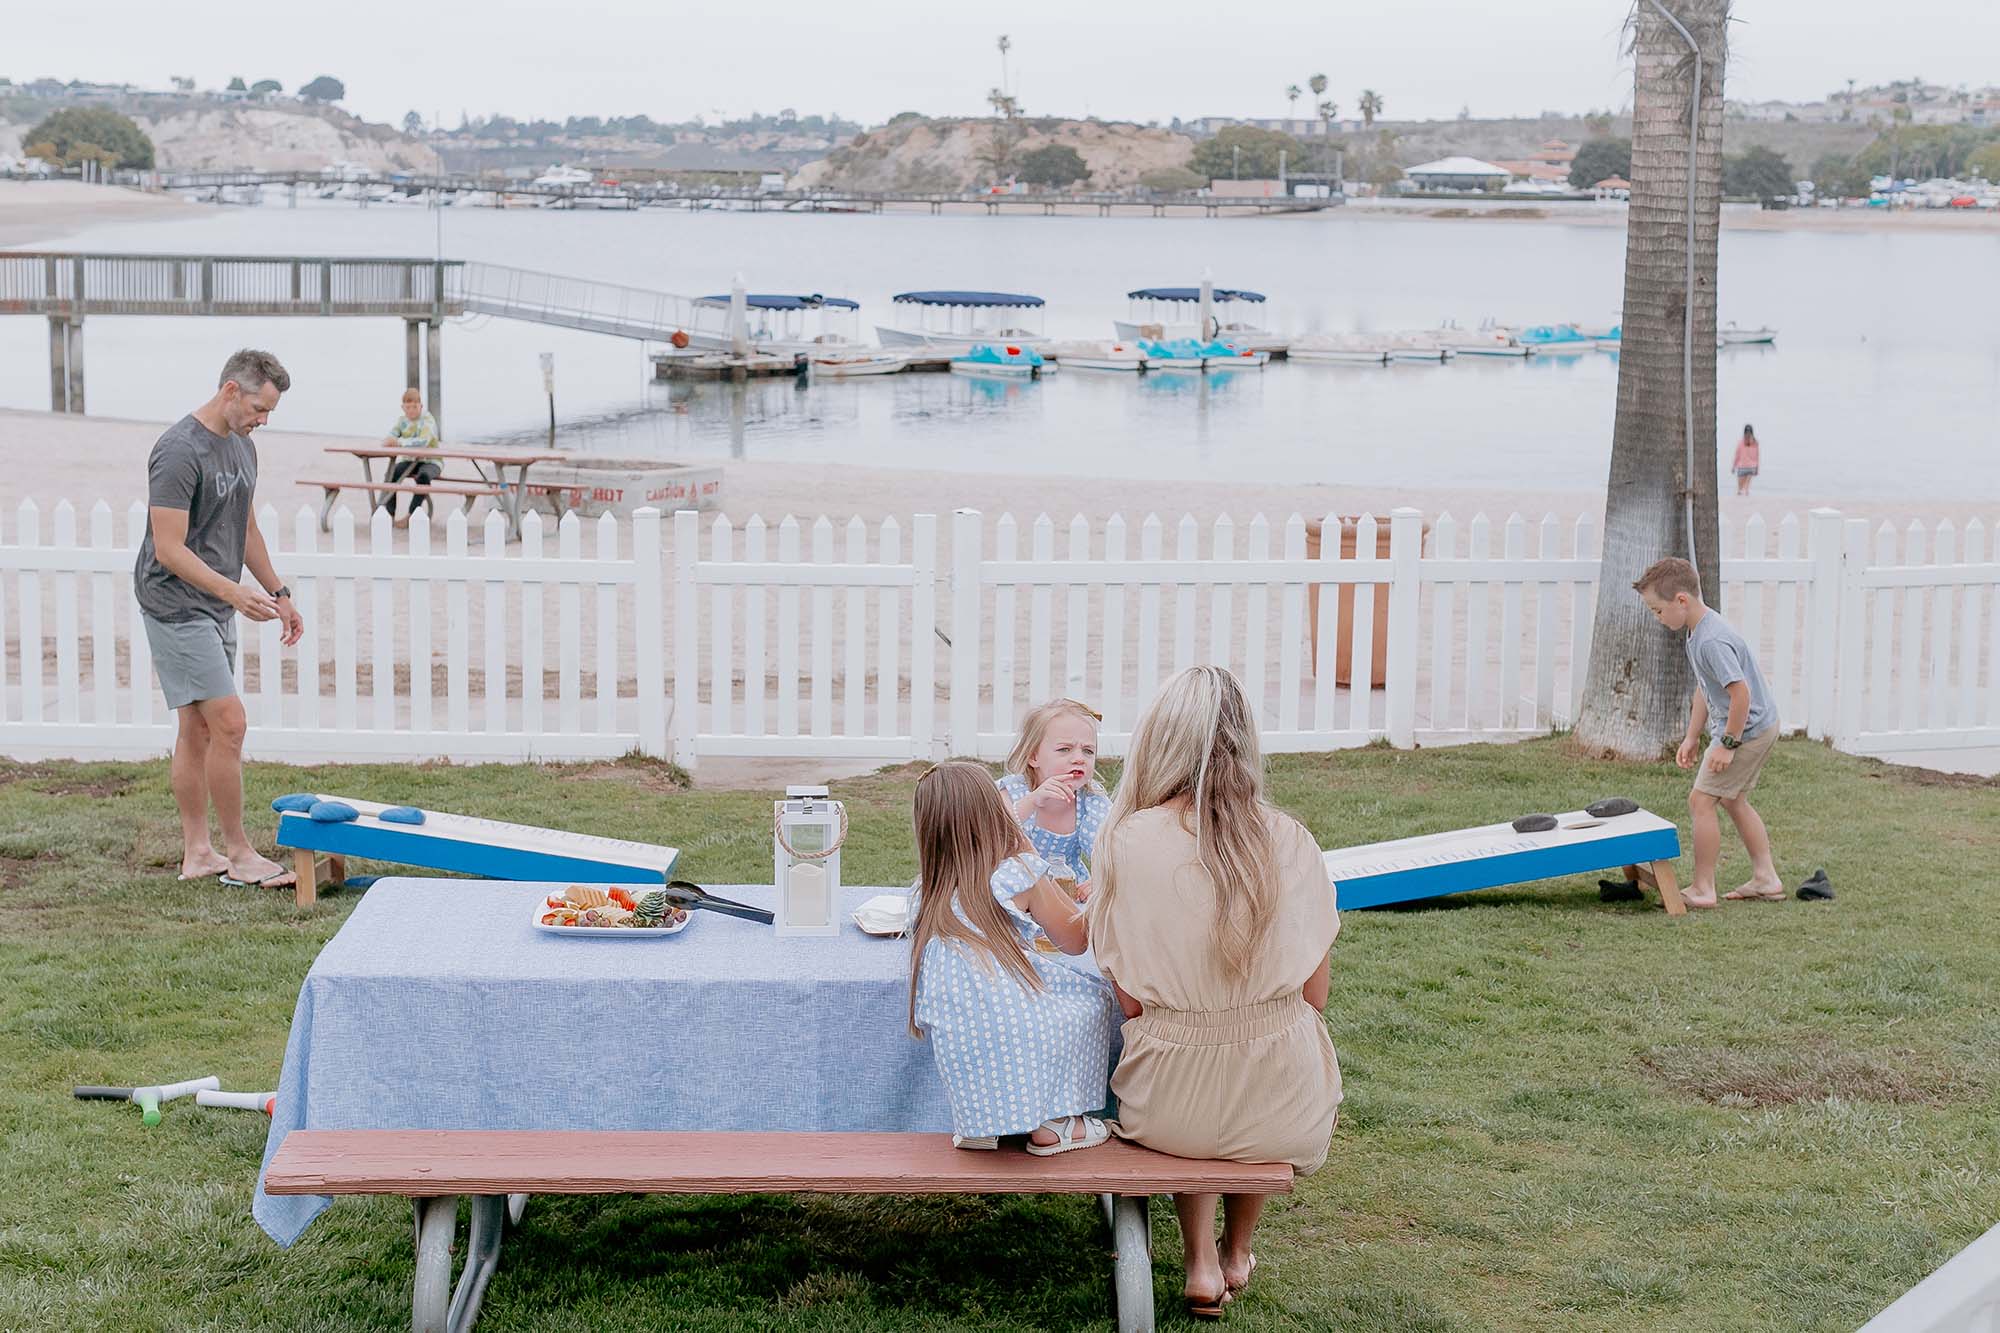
<box><xmin>253</xmin><ymin>878</ymin><xmax>1105</xmax><ymax>1246</ymax></box>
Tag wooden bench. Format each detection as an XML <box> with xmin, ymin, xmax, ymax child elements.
<box><xmin>265</xmin><ymin>1128</ymin><xmax>1293</xmax><ymax>1333</ymax></box>
<box><xmin>298</xmin><ymin>478</ymin><xmax>505</xmax><ymax>535</ymax></box>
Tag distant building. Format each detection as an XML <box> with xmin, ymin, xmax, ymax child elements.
<box><xmin>1403</xmin><ymin>157</ymin><xmax>1511</xmax><ymax>191</ymax></box>
<box><xmin>1593</xmin><ymin>176</ymin><xmax>1631</xmax><ymax>201</ymax></box>
<box><xmin>1185</xmin><ymin>116</ymin><xmax>1344</xmax><ymax>138</ymax></box>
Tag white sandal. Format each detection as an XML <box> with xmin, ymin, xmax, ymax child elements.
<box><xmin>1024</xmin><ymin>1114</ymin><xmax>1109</xmax><ymax>1156</ymax></box>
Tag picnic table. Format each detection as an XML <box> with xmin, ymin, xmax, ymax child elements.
<box><xmin>306</xmin><ymin>446</ymin><xmax>566</xmax><ymax>539</ymax></box>
<box><xmin>253</xmin><ymin>878</ymin><xmax>1113</xmax><ymax>1248</ymax></box>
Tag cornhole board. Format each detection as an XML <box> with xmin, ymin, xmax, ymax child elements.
<box><xmin>275</xmin><ymin>795</ymin><xmax>681</xmax><ymax>910</ymax></box>
<box><xmin>1324</xmin><ymin>806</ymin><xmax>1685</xmax><ymax>915</ymax></box>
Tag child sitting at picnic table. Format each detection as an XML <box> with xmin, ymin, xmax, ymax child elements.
<box><xmin>382</xmin><ymin>387</ymin><xmax>442</xmax><ymax>528</ymax></box>
<box><xmin>908</xmin><ymin>759</ymin><xmax>1118</xmax><ymax>1155</ymax></box>
<box><xmin>996</xmin><ymin>698</ymin><xmax>1110</xmax><ymax>901</ymax></box>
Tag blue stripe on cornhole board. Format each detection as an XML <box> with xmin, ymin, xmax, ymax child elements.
<box><xmin>1336</xmin><ymin>827</ymin><xmax>1681</xmax><ymax>910</ymax></box>
<box><xmin>276</xmin><ymin>815</ymin><xmax>678</xmax><ymax>885</ymax></box>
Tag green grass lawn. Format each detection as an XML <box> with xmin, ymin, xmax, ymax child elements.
<box><xmin>2</xmin><ymin>739</ymin><xmax>1995</xmax><ymax>1331</ymax></box>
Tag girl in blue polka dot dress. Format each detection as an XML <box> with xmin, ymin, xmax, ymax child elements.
<box><xmin>909</xmin><ymin>760</ymin><xmax>1118</xmax><ymax>1154</ymax></box>
<box><xmin>995</xmin><ymin>699</ymin><xmax>1110</xmax><ymax>902</ymax></box>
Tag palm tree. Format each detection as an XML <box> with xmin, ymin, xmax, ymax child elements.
<box><xmin>1286</xmin><ymin>84</ymin><xmax>1302</xmax><ymax>120</ymax></box>
<box><xmin>1575</xmin><ymin>0</ymin><xmax>1729</xmax><ymax>759</ymax></box>
<box><xmin>1309</xmin><ymin>73</ymin><xmax>1328</xmax><ymax>102</ymax></box>
<box><xmin>1359</xmin><ymin>89</ymin><xmax>1383</xmax><ymax>128</ymax></box>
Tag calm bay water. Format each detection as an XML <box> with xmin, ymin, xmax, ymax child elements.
<box><xmin>5</xmin><ymin>202</ymin><xmax>1997</xmax><ymax>499</ymax></box>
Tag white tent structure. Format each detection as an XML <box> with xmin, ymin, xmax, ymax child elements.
<box><xmin>1403</xmin><ymin>157</ymin><xmax>1512</xmax><ymax>192</ymax></box>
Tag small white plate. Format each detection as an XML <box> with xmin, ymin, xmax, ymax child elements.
<box><xmin>852</xmin><ymin>893</ymin><xmax>911</xmax><ymax>937</ymax></box>
<box><xmin>531</xmin><ymin>900</ymin><xmax>692</xmax><ymax>938</ymax></box>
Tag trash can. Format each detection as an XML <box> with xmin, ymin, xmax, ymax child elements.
<box><xmin>1304</xmin><ymin>516</ymin><xmax>1427</xmax><ymax>688</ymax></box>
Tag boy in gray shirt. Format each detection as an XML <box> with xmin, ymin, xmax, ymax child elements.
<box><xmin>135</xmin><ymin>349</ymin><xmax>304</xmax><ymax>889</ymax></box>
<box><xmin>1635</xmin><ymin>557</ymin><xmax>1786</xmax><ymax>909</ymax></box>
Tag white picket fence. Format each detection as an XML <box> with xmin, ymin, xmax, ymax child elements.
<box><xmin>1</xmin><ymin>501</ymin><xmax>1994</xmax><ymax>768</ymax></box>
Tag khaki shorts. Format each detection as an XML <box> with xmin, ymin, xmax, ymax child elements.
<box><xmin>1692</xmin><ymin>723</ymin><xmax>1779</xmax><ymax>800</ymax></box>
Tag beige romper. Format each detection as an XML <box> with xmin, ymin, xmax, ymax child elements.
<box><xmin>1092</xmin><ymin>807</ymin><xmax>1342</xmax><ymax>1175</ymax></box>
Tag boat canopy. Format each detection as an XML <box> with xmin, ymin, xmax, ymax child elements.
<box><xmin>893</xmin><ymin>290</ymin><xmax>1045</xmax><ymax>308</ymax></box>
<box><xmin>1126</xmin><ymin>287</ymin><xmax>1266</xmax><ymax>303</ymax></box>
<box><xmin>695</xmin><ymin>293</ymin><xmax>860</xmax><ymax>310</ymax></box>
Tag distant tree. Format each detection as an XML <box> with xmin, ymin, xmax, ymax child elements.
<box><xmin>299</xmin><ymin>75</ymin><xmax>345</xmax><ymax>103</ymax></box>
<box><xmin>403</xmin><ymin>110</ymin><xmax>424</xmax><ymax>135</ymax></box>
<box><xmin>170</xmin><ymin>75</ymin><xmax>195</xmax><ymax>93</ymax></box>
<box><xmin>1139</xmin><ymin>165</ymin><xmax>1207</xmax><ymax>193</ymax></box>
<box><xmin>977</xmin><ymin>119</ymin><xmax>1024</xmax><ymax>180</ymax></box>
<box><xmin>251</xmin><ymin>79</ymin><xmax>282</xmax><ymax>97</ymax></box>
<box><xmin>1722</xmin><ymin>145</ymin><xmax>1793</xmax><ymax>198</ymax></box>
<box><xmin>1015</xmin><ymin>142</ymin><xmax>1089</xmax><ymax>187</ymax></box>
<box><xmin>887</xmin><ymin>110</ymin><xmax>925</xmax><ymax>126</ymax></box>
<box><xmin>23</xmin><ymin>107</ymin><xmax>154</xmax><ymax>169</ymax></box>
<box><xmin>1584</xmin><ymin>110</ymin><xmax>1614</xmax><ymax>136</ymax></box>
<box><xmin>987</xmin><ymin>88</ymin><xmax>1021</xmax><ymax>120</ymax></box>
<box><xmin>1285</xmin><ymin>84</ymin><xmax>1301</xmax><ymax>118</ymax></box>
<box><xmin>1808</xmin><ymin>152</ymin><xmax>1872</xmax><ymax>197</ymax></box>
<box><xmin>1190</xmin><ymin>125</ymin><xmax>1304</xmax><ymax>180</ymax></box>
<box><xmin>225</xmin><ymin>76</ymin><xmax>247</xmax><ymax>92</ymax></box>
<box><xmin>1309</xmin><ymin>73</ymin><xmax>1328</xmax><ymax>102</ymax></box>
<box><xmin>1971</xmin><ymin>141</ymin><xmax>2000</xmax><ymax>181</ymax></box>
<box><xmin>1567</xmin><ymin>136</ymin><xmax>1632</xmax><ymax>187</ymax></box>
<box><xmin>1358</xmin><ymin>89</ymin><xmax>1382</xmax><ymax>127</ymax></box>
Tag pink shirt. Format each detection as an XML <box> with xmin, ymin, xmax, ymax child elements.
<box><xmin>1733</xmin><ymin>436</ymin><xmax>1760</xmax><ymax>469</ymax></box>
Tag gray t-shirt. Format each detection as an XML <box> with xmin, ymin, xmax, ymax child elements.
<box><xmin>1686</xmin><ymin>609</ymin><xmax>1775</xmax><ymax>739</ymax></box>
<box><xmin>134</xmin><ymin>414</ymin><xmax>258</xmax><ymax>624</ymax></box>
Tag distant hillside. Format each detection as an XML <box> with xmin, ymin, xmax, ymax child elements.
<box><xmin>0</xmin><ymin>94</ymin><xmax>439</xmax><ymax>173</ymax></box>
<box><xmin>795</xmin><ymin>116</ymin><xmax>1195</xmax><ymax>192</ymax></box>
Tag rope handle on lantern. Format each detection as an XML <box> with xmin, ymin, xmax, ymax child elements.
<box><xmin>773</xmin><ymin>801</ymin><xmax>849</xmax><ymax>860</ymax></box>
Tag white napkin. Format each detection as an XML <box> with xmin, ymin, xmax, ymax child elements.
<box><xmin>852</xmin><ymin>893</ymin><xmax>911</xmax><ymax>935</ymax></box>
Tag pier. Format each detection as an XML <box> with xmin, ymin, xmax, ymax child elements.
<box><xmin>144</xmin><ymin>170</ymin><xmax>1345</xmax><ymax>218</ymax></box>
<box><xmin>0</xmin><ymin>253</ymin><xmax>729</xmax><ymax>421</ymax></box>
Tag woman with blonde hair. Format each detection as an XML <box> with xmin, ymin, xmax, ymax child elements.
<box><xmin>908</xmin><ymin>760</ymin><xmax>1118</xmax><ymax>1154</ymax></box>
<box><xmin>1089</xmin><ymin>665</ymin><xmax>1341</xmax><ymax>1319</ymax></box>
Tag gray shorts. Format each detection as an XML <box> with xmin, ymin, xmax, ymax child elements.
<box><xmin>142</xmin><ymin>614</ymin><xmax>238</xmax><ymax>709</ymax></box>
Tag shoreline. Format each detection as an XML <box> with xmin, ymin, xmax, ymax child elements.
<box><xmin>6</xmin><ymin>177</ymin><xmax>1992</xmax><ymax>243</ymax></box>
<box><xmin>3</xmin><ymin>408</ymin><xmax>1987</xmax><ymax>535</ymax></box>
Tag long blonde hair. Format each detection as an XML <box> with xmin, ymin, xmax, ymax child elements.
<box><xmin>1089</xmin><ymin>665</ymin><xmax>1278</xmax><ymax>982</ymax></box>
<box><xmin>908</xmin><ymin>760</ymin><xmax>1044</xmax><ymax>1036</ymax></box>
<box><xmin>1003</xmin><ymin>698</ymin><xmax>1106</xmax><ymax>795</ymax></box>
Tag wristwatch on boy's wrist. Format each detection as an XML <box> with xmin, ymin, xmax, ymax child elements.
<box><xmin>1719</xmin><ymin>732</ymin><xmax>1743</xmax><ymax>750</ymax></box>
<box><xmin>272</xmin><ymin>585</ymin><xmax>292</xmax><ymax>600</ymax></box>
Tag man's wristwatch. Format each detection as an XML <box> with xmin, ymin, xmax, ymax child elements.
<box><xmin>1719</xmin><ymin>732</ymin><xmax>1743</xmax><ymax>750</ymax></box>
<box><xmin>272</xmin><ymin>585</ymin><xmax>292</xmax><ymax>600</ymax></box>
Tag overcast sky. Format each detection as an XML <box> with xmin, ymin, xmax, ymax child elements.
<box><xmin>11</xmin><ymin>1</ymin><xmax>1994</xmax><ymax>129</ymax></box>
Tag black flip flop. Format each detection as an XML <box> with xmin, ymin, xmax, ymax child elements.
<box><xmin>1796</xmin><ymin>869</ymin><xmax>1834</xmax><ymax>902</ymax></box>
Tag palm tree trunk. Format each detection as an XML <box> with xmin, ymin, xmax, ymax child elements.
<box><xmin>1575</xmin><ymin>0</ymin><xmax>1728</xmax><ymax>759</ymax></box>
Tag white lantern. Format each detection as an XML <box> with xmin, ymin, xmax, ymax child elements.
<box><xmin>774</xmin><ymin>785</ymin><xmax>844</xmax><ymax>937</ymax></box>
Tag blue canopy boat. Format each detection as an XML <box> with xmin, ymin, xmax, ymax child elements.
<box><xmin>877</xmin><ymin>290</ymin><xmax>1048</xmax><ymax>352</ymax></box>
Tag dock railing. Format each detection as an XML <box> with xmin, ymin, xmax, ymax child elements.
<box><xmin>0</xmin><ymin>251</ymin><xmax>464</xmax><ymax>319</ymax></box>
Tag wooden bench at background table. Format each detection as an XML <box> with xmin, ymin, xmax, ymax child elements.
<box><xmin>265</xmin><ymin>1128</ymin><xmax>1293</xmax><ymax>1333</ymax></box>
<box><xmin>298</xmin><ymin>478</ymin><xmax>505</xmax><ymax>534</ymax></box>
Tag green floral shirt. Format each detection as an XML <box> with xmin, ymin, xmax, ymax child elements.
<box><xmin>388</xmin><ymin>412</ymin><xmax>440</xmax><ymax>448</ymax></box>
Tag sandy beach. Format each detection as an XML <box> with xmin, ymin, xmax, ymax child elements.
<box><xmin>0</xmin><ymin>180</ymin><xmax>200</xmax><ymax>248</ymax></box>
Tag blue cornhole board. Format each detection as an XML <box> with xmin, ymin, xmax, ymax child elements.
<box><xmin>277</xmin><ymin>794</ymin><xmax>681</xmax><ymax>899</ymax></box>
<box><xmin>1324</xmin><ymin>807</ymin><xmax>1683</xmax><ymax>912</ymax></box>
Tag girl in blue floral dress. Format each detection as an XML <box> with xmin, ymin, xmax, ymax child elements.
<box><xmin>996</xmin><ymin>699</ymin><xmax>1110</xmax><ymax>900</ymax></box>
<box><xmin>909</xmin><ymin>760</ymin><xmax>1117</xmax><ymax>1153</ymax></box>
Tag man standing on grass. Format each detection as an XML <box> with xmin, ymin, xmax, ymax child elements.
<box><xmin>135</xmin><ymin>349</ymin><xmax>304</xmax><ymax>888</ymax></box>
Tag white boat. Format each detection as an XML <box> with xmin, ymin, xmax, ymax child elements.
<box><xmin>1384</xmin><ymin>333</ymin><xmax>1454</xmax><ymax>362</ymax></box>
<box><xmin>532</xmin><ymin>165</ymin><xmax>595</xmax><ymax>188</ymax></box>
<box><xmin>1287</xmin><ymin>333</ymin><xmax>1392</xmax><ymax>365</ymax></box>
<box><xmin>949</xmin><ymin>344</ymin><xmax>1044</xmax><ymax>378</ymax></box>
<box><xmin>809</xmin><ymin>350</ymin><xmax>910</xmax><ymax>377</ymax></box>
<box><xmin>876</xmin><ymin>290</ymin><xmax>1049</xmax><ymax>353</ymax></box>
<box><xmin>1719</xmin><ymin>323</ymin><xmax>1777</xmax><ymax>345</ymax></box>
<box><xmin>1434</xmin><ymin>322</ymin><xmax>1533</xmax><ymax>357</ymax></box>
<box><xmin>1116</xmin><ymin>285</ymin><xmax>1288</xmax><ymax>354</ymax></box>
<box><xmin>520</xmin><ymin>457</ymin><xmax>724</xmax><ymax>520</ymax></box>
<box><xmin>1043</xmin><ymin>340</ymin><xmax>1145</xmax><ymax>372</ymax></box>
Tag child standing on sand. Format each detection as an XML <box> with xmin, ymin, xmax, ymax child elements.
<box><xmin>996</xmin><ymin>698</ymin><xmax>1110</xmax><ymax>901</ymax></box>
<box><xmin>1635</xmin><ymin>557</ymin><xmax>1786</xmax><ymax>909</ymax></box>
